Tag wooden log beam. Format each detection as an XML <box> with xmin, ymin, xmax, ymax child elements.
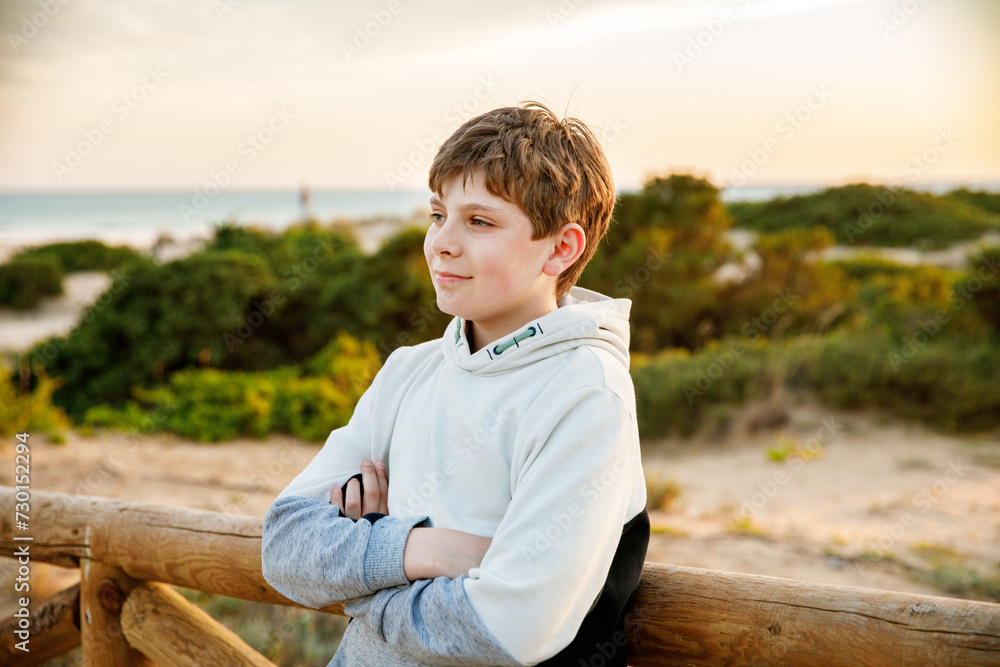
<box><xmin>79</xmin><ymin>560</ymin><xmax>153</xmax><ymax>666</ymax></box>
<box><xmin>2</xmin><ymin>488</ymin><xmax>998</xmax><ymax>665</ymax></box>
<box><xmin>0</xmin><ymin>584</ymin><xmax>80</xmax><ymax>667</ymax></box>
<box><xmin>0</xmin><ymin>487</ymin><xmax>341</xmax><ymax>614</ymax></box>
<box><xmin>625</xmin><ymin>563</ymin><xmax>1000</xmax><ymax>667</ymax></box>
<box><xmin>121</xmin><ymin>581</ymin><xmax>275</xmax><ymax>667</ymax></box>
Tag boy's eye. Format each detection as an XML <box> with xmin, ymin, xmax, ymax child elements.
<box><xmin>430</xmin><ymin>212</ymin><xmax>445</xmax><ymax>224</ymax></box>
<box><xmin>470</xmin><ymin>218</ymin><xmax>493</xmax><ymax>228</ymax></box>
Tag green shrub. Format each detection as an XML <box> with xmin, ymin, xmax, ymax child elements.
<box><xmin>277</xmin><ymin>225</ymin><xmax>449</xmax><ymax>360</ymax></box>
<box><xmin>28</xmin><ymin>250</ymin><xmax>276</xmax><ymax>419</ymax></box>
<box><xmin>962</xmin><ymin>244</ymin><xmax>1000</xmax><ymax>334</ymax></box>
<box><xmin>711</xmin><ymin>227</ymin><xmax>856</xmax><ymax>340</ymax></box>
<box><xmin>13</xmin><ymin>240</ymin><xmax>143</xmax><ymax>272</ymax></box>
<box><xmin>945</xmin><ymin>188</ymin><xmax>1000</xmax><ymax>218</ymax></box>
<box><xmin>631</xmin><ymin>332</ymin><xmax>1000</xmax><ymax>440</ymax></box>
<box><xmin>0</xmin><ymin>360</ymin><xmax>71</xmax><ymax>441</ymax></box>
<box><xmin>631</xmin><ymin>340</ymin><xmax>772</xmax><ymax>438</ymax></box>
<box><xmin>82</xmin><ymin>332</ymin><xmax>381</xmax><ymax>442</ymax></box>
<box><xmin>580</xmin><ymin>174</ymin><xmax>734</xmax><ymax>352</ymax></box>
<box><xmin>781</xmin><ymin>334</ymin><xmax>1000</xmax><ymax>433</ymax></box>
<box><xmin>826</xmin><ymin>257</ymin><xmax>994</xmax><ymax>339</ymax></box>
<box><xmin>0</xmin><ymin>256</ymin><xmax>64</xmax><ymax>309</ymax></box>
<box><xmin>728</xmin><ymin>184</ymin><xmax>999</xmax><ymax>249</ymax></box>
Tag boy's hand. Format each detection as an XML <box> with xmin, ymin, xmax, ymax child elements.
<box><xmin>402</xmin><ymin>527</ymin><xmax>493</xmax><ymax>581</ymax></box>
<box><xmin>330</xmin><ymin>459</ymin><xmax>388</xmax><ymax>520</ymax></box>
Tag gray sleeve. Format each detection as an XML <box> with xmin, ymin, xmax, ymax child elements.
<box><xmin>261</xmin><ymin>495</ymin><xmax>431</xmax><ymax>608</ymax></box>
<box><xmin>342</xmin><ymin>576</ymin><xmax>526</xmax><ymax>666</ymax></box>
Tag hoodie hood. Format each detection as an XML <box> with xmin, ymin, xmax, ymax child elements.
<box><xmin>441</xmin><ymin>286</ymin><xmax>631</xmax><ymax>375</ymax></box>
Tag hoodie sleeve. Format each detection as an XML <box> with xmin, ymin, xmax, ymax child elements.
<box><xmin>261</xmin><ymin>352</ymin><xmax>432</xmax><ymax>608</ymax></box>
<box><xmin>343</xmin><ymin>385</ymin><xmax>644</xmax><ymax>665</ymax></box>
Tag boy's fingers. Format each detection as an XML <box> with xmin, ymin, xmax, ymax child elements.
<box><xmin>344</xmin><ymin>478</ymin><xmax>361</xmax><ymax>520</ymax></box>
<box><xmin>361</xmin><ymin>460</ymin><xmax>381</xmax><ymax>516</ymax></box>
<box><xmin>330</xmin><ymin>485</ymin><xmax>342</xmax><ymax>510</ymax></box>
<box><xmin>376</xmin><ymin>460</ymin><xmax>389</xmax><ymax>514</ymax></box>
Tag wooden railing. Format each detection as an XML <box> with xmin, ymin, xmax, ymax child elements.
<box><xmin>1</xmin><ymin>488</ymin><xmax>998</xmax><ymax>666</ymax></box>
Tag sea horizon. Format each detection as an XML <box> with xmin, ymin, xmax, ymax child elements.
<box><xmin>2</xmin><ymin>181</ymin><xmax>998</xmax><ymax>252</ymax></box>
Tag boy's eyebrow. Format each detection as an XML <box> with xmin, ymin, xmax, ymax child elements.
<box><xmin>428</xmin><ymin>195</ymin><xmax>502</xmax><ymax>213</ymax></box>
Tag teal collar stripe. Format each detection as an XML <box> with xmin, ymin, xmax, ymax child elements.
<box><xmin>492</xmin><ymin>323</ymin><xmax>543</xmax><ymax>356</ymax></box>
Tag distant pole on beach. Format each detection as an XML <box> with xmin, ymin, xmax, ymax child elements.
<box><xmin>299</xmin><ymin>184</ymin><xmax>312</xmax><ymax>221</ymax></box>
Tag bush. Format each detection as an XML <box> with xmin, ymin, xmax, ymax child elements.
<box><xmin>277</xmin><ymin>225</ymin><xmax>449</xmax><ymax>361</ymax></box>
<box><xmin>711</xmin><ymin>227</ymin><xmax>855</xmax><ymax>340</ymax></box>
<box><xmin>631</xmin><ymin>332</ymin><xmax>1000</xmax><ymax>440</ymax></box>
<box><xmin>727</xmin><ymin>184</ymin><xmax>999</xmax><ymax>249</ymax></box>
<box><xmin>782</xmin><ymin>334</ymin><xmax>1000</xmax><ymax>433</ymax></box>
<box><xmin>945</xmin><ymin>188</ymin><xmax>1000</xmax><ymax>218</ymax></box>
<box><xmin>0</xmin><ymin>256</ymin><xmax>64</xmax><ymax>309</ymax></box>
<box><xmin>0</xmin><ymin>360</ymin><xmax>71</xmax><ymax>441</ymax></box>
<box><xmin>962</xmin><ymin>244</ymin><xmax>1000</xmax><ymax>334</ymax></box>
<box><xmin>28</xmin><ymin>250</ymin><xmax>276</xmax><ymax>419</ymax></box>
<box><xmin>13</xmin><ymin>240</ymin><xmax>143</xmax><ymax>272</ymax></box>
<box><xmin>828</xmin><ymin>257</ymin><xmax>993</xmax><ymax>339</ymax></box>
<box><xmin>82</xmin><ymin>332</ymin><xmax>381</xmax><ymax>442</ymax></box>
<box><xmin>631</xmin><ymin>340</ymin><xmax>772</xmax><ymax>439</ymax></box>
<box><xmin>580</xmin><ymin>174</ymin><xmax>734</xmax><ymax>352</ymax></box>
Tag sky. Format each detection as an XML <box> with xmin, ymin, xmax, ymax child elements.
<box><xmin>0</xmin><ymin>0</ymin><xmax>998</xmax><ymax>193</ymax></box>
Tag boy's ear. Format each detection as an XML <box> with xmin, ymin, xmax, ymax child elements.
<box><xmin>543</xmin><ymin>223</ymin><xmax>586</xmax><ymax>277</ymax></box>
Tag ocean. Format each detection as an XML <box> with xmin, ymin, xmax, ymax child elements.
<box><xmin>1</xmin><ymin>183</ymin><xmax>995</xmax><ymax>253</ymax></box>
<box><xmin>0</xmin><ymin>190</ymin><xmax>435</xmax><ymax>252</ymax></box>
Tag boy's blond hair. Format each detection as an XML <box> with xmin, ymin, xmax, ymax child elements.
<box><xmin>428</xmin><ymin>101</ymin><xmax>616</xmax><ymax>299</ymax></box>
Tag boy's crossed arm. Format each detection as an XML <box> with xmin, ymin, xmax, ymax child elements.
<box><xmin>332</xmin><ymin>458</ymin><xmax>493</xmax><ymax>581</ymax></box>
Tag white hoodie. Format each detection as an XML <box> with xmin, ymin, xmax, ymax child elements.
<box><xmin>263</xmin><ymin>286</ymin><xmax>648</xmax><ymax>666</ymax></box>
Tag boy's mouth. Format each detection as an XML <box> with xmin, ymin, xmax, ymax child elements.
<box><xmin>433</xmin><ymin>271</ymin><xmax>470</xmax><ymax>287</ymax></box>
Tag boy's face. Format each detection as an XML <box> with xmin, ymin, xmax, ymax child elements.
<box><xmin>424</xmin><ymin>171</ymin><xmax>561</xmax><ymax>348</ymax></box>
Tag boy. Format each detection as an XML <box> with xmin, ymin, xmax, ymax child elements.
<box><xmin>262</xmin><ymin>102</ymin><xmax>649</xmax><ymax>666</ymax></box>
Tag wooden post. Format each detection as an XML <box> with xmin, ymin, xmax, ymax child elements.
<box><xmin>79</xmin><ymin>560</ymin><xmax>153</xmax><ymax>667</ymax></box>
<box><xmin>0</xmin><ymin>584</ymin><xmax>80</xmax><ymax>667</ymax></box>
<box><xmin>121</xmin><ymin>581</ymin><xmax>276</xmax><ymax>667</ymax></box>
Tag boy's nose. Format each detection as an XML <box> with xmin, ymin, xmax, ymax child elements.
<box><xmin>430</xmin><ymin>219</ymin><xmax>460</xmax><ymax>256</ymax></box>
